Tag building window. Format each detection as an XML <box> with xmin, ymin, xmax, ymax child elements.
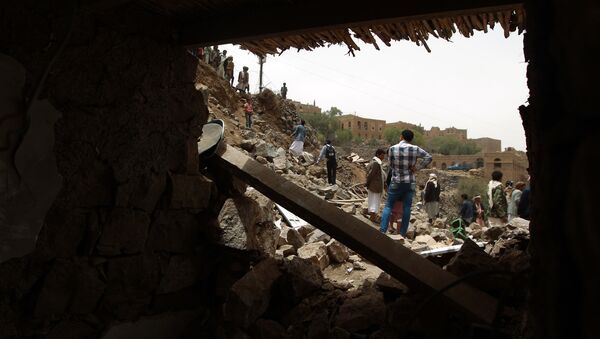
<box><xmin>494</xmin><ymin>158</ymin><xmax>502</xmax><ymax>168</ymax></box>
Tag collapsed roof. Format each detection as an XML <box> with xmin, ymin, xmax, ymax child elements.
<box><xmin>133</xmin><ymin>0</ymin><xmax>525</xmax><ymax>55</ymax></box>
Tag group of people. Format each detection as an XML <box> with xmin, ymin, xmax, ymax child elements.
<box><xmin>458</xmin><ymin>171</ymin><xmax>531</xmax><ymax>229</ymax></box>
<box><xmin>196</xmin><ymin>45</ymin><xmax>250</xmax><ymax>94</ymax></box>
<box><xmin>365</xmin><ymin>130</ymin><xmax>433</xmax><ymax>237</ymax></box>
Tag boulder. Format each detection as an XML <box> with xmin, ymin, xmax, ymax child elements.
<box><xmin>334</xmin><ymin>290</ymin><xmax>386</xmax><ymax>333</ymax></box>
<box><xmin>240</xmin><ymin>139</ymin><xmax>257</xmax><ymax>152</ymax></box>
<box><xmin>483</xmin><ymin>226</ymin><xmax>505</xmax><ymax>241</ymax></box>
<box><xmin>217</xmin><ymin>197</ymin><xmax>279</xmax><ymax>255</ymax></box>
<box><xmin>301</xmin><ymin>152</ymin><xmax>315</xmax><ymax>163</ymax></box>
<box><xmin>341</xmin><ymin>204</ymin><xmax>356</xmax><ymax>214</ymax></box>
<box><xmin>245</xmin><ymin>189</ymin><xmax>276</xmax><ymax>222</ymax></box>
<box><xmin>326</xmin><ymin>239</ymin><xmax>349</xmax><ymax>263</ymax></box>
<box><xmin>223</xmin><ymin>258</ymin><xmax>282</xmax><ymax>328</ymax></box>
<box><xmin>297</xmin><ymin>242</ymin><xmax>330</xmax><ymax>270</ymax></box>
<box><xmin>278</xmin><ymin>226</ymin><xmax>305</xmax><ymax>249</ymax></box>
<box><xmin>255</xmin><ymin>156</ymin><xmax>268</xmax><ymax>165</ymax></box>
<box><xmin>414</xmin><ymin>222</ymin><xmax>431</xmax><ymax>236</ymax></box>
<box><xmin>276</xmin><ymin>147</ymin><xmax>287</xmax><ymax>158</ymax></box>
<box><xmin>306</xmin><ymin>229</ymin><xmax>331</xmax><ymax>243</ymax></box>
<box><xmin>255</xmin><ymin>140</ymin><xmax>279</xmax><ymax>159</ymax></box>
<box><xmin>375</xmin><ymin>272</ymin><xmax>408</xmax><ymax>295</ymax></box>
<box><xmin>272</xmin><ymin>155</ymin><xmax>288</xmax><ymax>171</ymax></box>
<box><xmin>297</xmin><ymin>224</ymin><xmax>316</xmax><ymax>239</ymax></box>
<box><xmin>507</xmin><ymin>217</ymin><xmax>530</xmax><ymax>230</ymax></box>
<box><xmin>414</xmin><ymin>234</ymin><xmax>438</xmax><ymax>247</ymax></box>
<box><xmin>280</xmin><ymin>255</ymin><xmax>324</xmax><ymax>301</ymax></box>
<box><xmin>352</xmin><ymin>261</ymin><xmax>367</xmax><ymax>271</ymax></box>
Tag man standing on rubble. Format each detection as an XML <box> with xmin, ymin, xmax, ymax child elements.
<box><xmin>289</xmin><ymin>119</ymin><xmax>306</xmax><ymax>156</ymax></box>
<box><xmin>488</xmin><ymin>170</ymin><xmax>508</xmax><ymax>223</ymax></box>
<box><xmin>236</xmin><ymin>66</ymin><xmax>250</xmax><ymax>94</ymax></box>
<box><xmin>380</xmin><ymin>130</ymin><xmax>432</xmax><ymax>237</ymax></box>
<box><xmin>366</xmin><ymin>148</ymin><xmax>386</xmax><ymax>222</ymax></box>
<box><xmin>316</xmin><ymin>140</ymin><xmax>338</xmax><ymax>185</ymax></box>
<box><xmin>281</xmin><ymin>83</ymin><xmax>288</xmax><ymax>99</ymax></box>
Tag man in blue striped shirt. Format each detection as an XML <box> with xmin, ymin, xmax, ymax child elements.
<box><xmin>380</xmin><ymin>129</ymin><xmax>432</xmax><ymax>236</ymax></box>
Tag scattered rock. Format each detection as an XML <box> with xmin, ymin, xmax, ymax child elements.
<box><xmin>326</xmin><ymin>239</ymin><xmax>349</xmax><ymax>263</ymax></box>
<box><xmin>352</xmin><ymin>261</ymin><xmax>367</xmax><ymax>271</ymax></box>
<box><xmin>255</xmin><ymin>156</ymin><xmax>268</xmax><ymax>164</ymax></box>
<box><xmin>507</xmin><ymin>217</ymin><xmax>530</xmax><ymax>230</ymax></box>
<box><xmin>280</xmin><ymin>255</ymin><xmax>324</xmax><ymax>301</ymax></box>
<box><xmin>334</xmin><ymin>290</ymin><xmax>386</xmax><ymax>333</ymax></box>
<box><xmin>278</xmin><ymin>226</ymin><xmax>306</xmax><ymax>249</ymax></box>
<box><xmin>298</xmin><ymin>242</ymin><xmax>330</xmax><ymax>270</ymax></box>
<box><xmin>483</xmin><ymin>226</ymin><xmax>505</xmax><ymax>241</ymax></box>
<box><xmin>296</xmin><ymin>224</ymin><xmax>316</xmax><ymax>238</ymax></box>
<box><xmin>240</xmin><ymin>139</ymin><xmax>256</xmax><ymax>152</ymax></box>
<box><xmin>276</xmin><ymin>244</ymin><xmax>296</xmax><ymax>257</ymax></box>
<box><xmin>375</xmin><ymin>272</ymin><xmax>408</xmax><ymax>295</ymax></box>
<box><xmin>255</xmin><ymin>140</ymin><xmax>279</xmax><ymax>159</ymax></box>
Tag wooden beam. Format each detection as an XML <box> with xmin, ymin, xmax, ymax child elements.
<box><xmin>179</xmin><ymin>0</ymin><xmax>523</xmax><ymax>47</ymax></box>
<box><xmin>208</xmin><ymin>145</ymin><xmax>498</xmax><ymax>324</ymax></box>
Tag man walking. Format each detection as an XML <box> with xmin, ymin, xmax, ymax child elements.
<box><xmin>366</xmin><ymin>149</ymin><xmax>386</xmax><ymax>222</ymax></box>
<box><xmin>380</xmin><ymin>130</ymin><xmax>432</xmax><ymax>236</ymax></box>
<box><xmin>288</xmin><ymin>120</ymin><xmax>306</xmax><ymax>156</ymax></box>
<box><xmin>316</xmin><ymin>140</ymin><xmax>338</xmax><ymax>185</ymax></box>
<box><xmin>236</xmin><ymin>66</ymin><xmax>250</xmax><ymax>94</ymax></box>
<box><xmin>281</xmin><ymin>83</ymin><xmax>288</xmax><ymax>99</ymax></box>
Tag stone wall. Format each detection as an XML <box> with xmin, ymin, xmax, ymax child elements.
<box><xmin>0</xmin><ymin>3</ymin><xmax>246</xmax><ymax>337</ymax></box>
<box><xmin>522</xmin><ymin>0</ymin><xmax>600</xmax><ymax>337</ymax></box>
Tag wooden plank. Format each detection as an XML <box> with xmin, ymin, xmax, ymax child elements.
<box><xmin>179</xmin><ymin>0</ymin><xmax>523</xmax><ymax>47</ymax></box>
<box><xmin>208</xmin><ymin>145</ymin><xmax>498</xmax><ymax>324</ymax></box>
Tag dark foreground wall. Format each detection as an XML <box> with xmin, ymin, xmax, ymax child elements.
<box><xmin>523</xmin><ymin>0</ymin><xmax>600</xmax><ymax>337</ymax></box>
<box><xmin>0</xmin><ymin>2</ymin><xmax>236</xmax><ymax>337</ymax></box>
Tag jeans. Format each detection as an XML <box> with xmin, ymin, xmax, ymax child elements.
<box><xmin>245</xmin><ymin>113</ymin><xmax>252</xmax><ymax>128</ymax></box>
<box><xmin>380</xmin><ymin>182</ymin><xmax>415</xmax><ymax>236</ymax></box>
<box><xmin>326</xmin><ymin>160</ymin><xmax>337</xmax><ymax>185</ymax></box>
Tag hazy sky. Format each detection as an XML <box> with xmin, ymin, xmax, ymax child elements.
<box><xmin>221</xmin><ymin>28</ymin><xmax>529</xmax><ymax>150</ymax></box>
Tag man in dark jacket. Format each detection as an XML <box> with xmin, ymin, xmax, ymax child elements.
<box><xmin>460</xmin><ymin>193</ymin><xmax>475</xmax><ymax>223</ymax></box>
<box><xmin>424</xmin><ymin>173</ymin><xmax>441</xmax><ymax>223</ymax></box>
<box><xmin>316</xmin><ymin>140</ymin><xmax>337</xmax><ymax>185</ymax></box>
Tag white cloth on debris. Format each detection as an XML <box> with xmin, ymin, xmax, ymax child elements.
<box><xmin>367</xmin><ymin>190</ymin><xmax>381</xmax><ymax>213</ymax></box>
<box><xmin>289</xmin><ymin>140</ymin><xmax>304</xmax><ymax>156</ymax></box>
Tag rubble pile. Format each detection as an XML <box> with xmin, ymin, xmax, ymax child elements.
<box><xmin>196</xmin><ymin>64</ymin><xmax>530</xmax><ymax>337</ymax></box>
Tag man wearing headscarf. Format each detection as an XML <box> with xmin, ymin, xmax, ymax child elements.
<box><xmin>424</xmin><ymin>173</ymin><xmax>441</xmax><ymax>223</ymax></box>
<box><xmin>366</xmin><ymin>149</ymin><xmax>386</xmax><ymax>222</ymax></box>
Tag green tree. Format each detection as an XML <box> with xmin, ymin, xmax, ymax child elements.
<box><xmin>427</xmin><ymin>136</ymin><xmax>481</xmax><ymax>155</ymax></box>
<box><xmin>335</xmin><ymin>129</ymin><xmax>353</xmax><ymax>145</ymax></box>
<box><xmin>383</xmin><ymin>127</ymin><xmax>402</xmax><ymax>144</ymax></box>
<box><xmin>301</xmin><ymin>112</ymin><xmax>339</xmax><ymax>141</ymax></box>
<box><xmin>326</xmin><ymin>106</ymin><xmax>343</xmax><ymax>117</ymax></box>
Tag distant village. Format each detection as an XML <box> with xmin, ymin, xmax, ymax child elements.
<box><xmin>291</xmin><ymin>100</ymin><xmax>529</xmax><ymax>182</ymax></box>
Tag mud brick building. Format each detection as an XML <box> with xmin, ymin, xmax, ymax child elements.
<box><xmin>338</xmin><ymin>114</ymin><xmax>387</xmax><ymax>140</ymax></box>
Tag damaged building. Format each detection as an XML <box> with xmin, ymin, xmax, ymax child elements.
<box><xmin>0</xmin><ymin>0</ymin><xmax>598</xmax><ymax>338</ymax></box>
